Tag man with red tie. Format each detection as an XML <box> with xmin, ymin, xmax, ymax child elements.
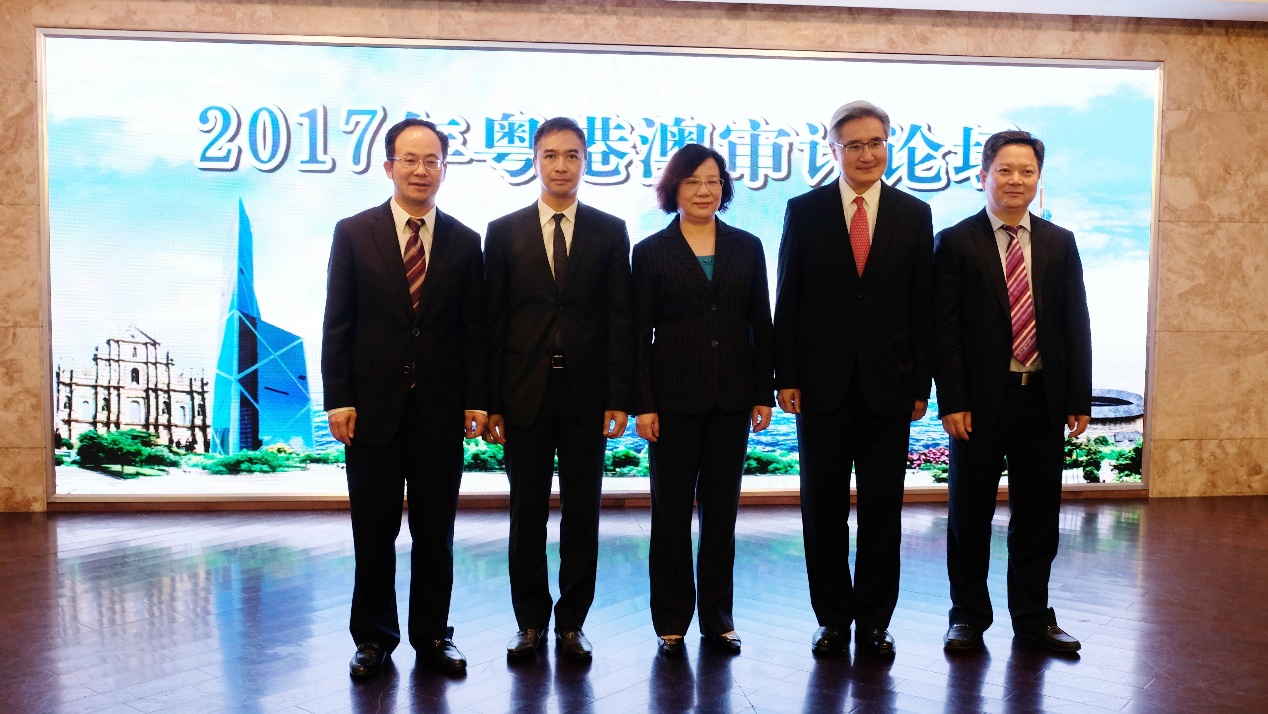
<box><xmin>774</xmin><ymin>100</ymin><xmax>933</xmax><ymax>658</ymax></box>
<box><xmin>933</xmin><ymin>130</ymin><xmax>1092</xmax><ymax>653</ymax></box>
<box><xmin>322</xmin><ymin>118</ymin><xmax>489</xmax><ymax>676</ymax></box>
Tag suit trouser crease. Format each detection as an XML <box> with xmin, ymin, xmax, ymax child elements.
<box><xmin>648</xmin><ymin>409</ymin><xmax>750</xmax><ymax>637</ymax></box>
<box><xmin>346</xmin><ymin>394</ymin><xmax>462</xmax><ymax>651</ymax></box>
<box><xmin>506</xmin><ymin>368</ymin><xmax>606</xmax><ymax>632</ymax></box>
<box><xmin>946</xmin><ymin>382</ymin><xmax>1063</xmax><ymax>631</ymax></box>
<box><xmin>798</xmin><ymin>372</ymin><xmax>908</xmax><ymax>630</ymax></box>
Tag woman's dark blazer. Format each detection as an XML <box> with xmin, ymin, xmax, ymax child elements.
<box><xmin>632</xmin><ymin>216</ymin><xmax>775</xmax><ymax>416</ymax></box>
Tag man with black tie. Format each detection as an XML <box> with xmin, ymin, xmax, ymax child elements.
<box><xmin>934</xmin><ymin>130</ymin><xmax>1091</xmax><ymax>653</ymax></box>
<box><xmin>484</xmin><ymin>117</ymin><xmax>634</xmax><ymax>661</ymax></box>
<box><xmin>774</xmin><ymin>100</ymin><xmax>933</xmax><ymax>658</ymax></box>
<box><xmin>322</xmin><ymin>118</ymin><xmax>489</xmax><ymax>677</ymax></box>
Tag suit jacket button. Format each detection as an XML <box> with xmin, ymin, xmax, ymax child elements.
<box><xmin>711</xmin><ymin>340</ymin><xmax>719</xmax><ymax>347</ymax></box>
<box><xmin>402</xmin><ymin>365</ymin><xmax>411</xmax><ymax>374</ymax></box>
<box><xmin>411</xmin><ymin>328</ymin><xmax>420</xmax><ymax>337</ymax></box>
<box><xmin>711</xmin><ymin>304</ymin><xmax>718</xmax><ymax>311</ymax></box>
<box><xmin>557</xmin><ymin>305</ymin><xmax>564</xmax><ymax>312</ymax></box>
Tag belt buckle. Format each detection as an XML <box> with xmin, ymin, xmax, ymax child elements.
<box><xmin>551</xmin><ymin>354</ymin><xmax>565</xmax><ymax>369</ymax></box>
<box><xmin>1020</xmin><ymin>372</ymin><xmax>1030</xmax><ymax>386</ymax></box>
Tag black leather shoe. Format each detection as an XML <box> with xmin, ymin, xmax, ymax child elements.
<box><xmin>1016</xmin><ymin>624</ymin><xmax>1081</xmax><ymax>652</ymax></box>
<box><xmin>658</xmin><ymin>636</ymin><xmax>685</xmax><ymax>656</ymax></box>
<box><xmin>943</xmin><ymin>624</ymin><xmax>983</xmax><ymax>651</ymax></box>
<box><xmin>507</xmin><ymin>628</ymin><xmax>546</xmax><ymax>660</ymax></box>
<box><xmin>860</xmin><ymin>628</ymin><xmax>896</xmax><ymax>657</ymax></box>
<box><xmin>421</xmin><ymin>638</ymin><xmax>467</xmax><ymax>672</ymax></box>
<box><xmin>701</xmin><ymin>633</ymin><xmax>742</xmax><ymax>654</ymax></box>
<box><xmin>555</xmin><ymin>629</ymin><xmax>593</xmax><ymax>660</ymax></box>
<box><xmin>811</xmin><ymin>626</ymin><xmax>848</xmax><ymax>656</ymax></box>
<box><xmin>349</xmin><ymin>643</ymin><xmax>390</xmax><ymax>678</ymax></box>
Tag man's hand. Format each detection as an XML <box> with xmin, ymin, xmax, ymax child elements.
<box><xmin>464</xmin><ymin>411</ymin><xmax>487</xmax><ymax>439</ymax></box>
<box><xmin>603</xmin><ymin>410</ymin><xmax>629</xmax><ymax>438</ymax></box>
<box><xmin>329</xmin><ymin>410</ymin><xmax>356</xmax><ymax>445</ymax></box>
<box><xmin>777</xmin><ymin>388</ymin><xmax>801</xmax><ymax>414</ymax></box>
<box><xmin>912</xmin><ymin>399</ymin><xmax>928</xmax><ymax>422</ymax></box>
<box><xmin>942</xmin><ymin>411</ymin><xmax>972</xmax><ymax>441</ymax></box>
<box><xmin>751</xmin><ymin>406</ymin><xmax>773</xmax><ymax>433</ymax></box>
<box><xmin>635</xmin><ymin>413</ymin><xmax>659</xmax><ymax>443</ymax></box>
<box><xmin>1066</xmin><ymin>414</ymin><xmax>1091</xmax><ymax>438</ymax></box>
<box><xmin>484</xmin><ymin>414</ymin><xmax>507</xmax><ymax>445</ymax></box>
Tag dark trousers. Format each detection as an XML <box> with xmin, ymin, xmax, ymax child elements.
<box><xmin>946</xmin><ymin>376</ymin><xmax>1064</xmax><ymax>632</ymax></box>
<box><xmin>648</xmin><ymin>409</ymin><xmax>751</xmax><ymax>637</ymax></box>
<box><xmin>345</xmin><ymin>392</ymin><xmax>463</xmax><ymax>651</ymax></box>
<box><xmin>505</xmin><ymin>368</ymin><xmax>607</xmax><ymax>633</ymax></box>
<box><xmin>798</xmin><ymin>372</ymin><xmax>910</xmax><ymax>631</ymax></box>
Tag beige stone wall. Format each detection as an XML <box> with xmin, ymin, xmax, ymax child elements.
<box><xmin>2</xmin><ymin>1</ymin><xmax>1266</xmax><ymax>509</ymax></box>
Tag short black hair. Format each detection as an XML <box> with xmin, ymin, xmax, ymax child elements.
<box><xmin>981</xmin><ymin>130</ymin><xmax>1044</xmax><ymax>173</ymax></box>
<box><xmin>384</xmin><ymin>118</ymin><xmax>449</xmax><ymax>161</ymax></box>
<box><xmin>654</xmin><ymin>143</ymin><xmax>735</xmax><ymax>214</ymax></box>
<box><xmin>532</xmin><ymin>116</ymin><xmax>587</xmax><ymax>151</ymax></box>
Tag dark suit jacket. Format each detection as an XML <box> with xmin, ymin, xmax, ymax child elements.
<box><xmin>932</xmin><ymin>209</ymin><xmax>1092</xmax><ymax>430</ymax></box>
<box><xmin>321</xmin><ymin>200</ymin><xmax>489</xmax><ymax>446</ymax></box>
<box><xmin>632</xmin><ymin>216</ymin><xmax>774</xmax><ymax>416</ymax></box>
<box><xmin>773</xmin><ymin>182</ymin><xmax>934</xmax><ymax>416</ymax></box>
<box><xmin>485</xmin><ymin>202</ymin><xmax>634</xmax><ymax>427</ymax></box>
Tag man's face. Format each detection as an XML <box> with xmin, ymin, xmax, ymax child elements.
<box><xmin>383</xmin><ymin>126</ymin><xmax>446</xmax><ymax>213</ymax></box>
<box><xmin>832</xmin><ymin>116</ymin><xmax>889</xmax><ymax>193</ymax></box>
<box><xmin>980</xmin><ymin>143</ymin><xmax>1041</xmax><ymax>218</ymax></box>
<box><xmin>535</xmin><ymin>130</ymin><xmax>586</xmax><ymax>205</ymax></box>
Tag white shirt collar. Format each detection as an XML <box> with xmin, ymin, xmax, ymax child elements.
<box><xmin>839</xmin><ymin>177</ymin><xmax>883</xmax><ymax>209</ymax></box>
<box><xmin>986</xmin><ymin>209</ymin><xmax>1032</xmax><ymax>234</ymax></box>
<box><xmin>390</xmin><ymin>198</ymin><xmax>437</xmax><ymax>234</ymax></box>
<box><xmin>538</xmin><ymin>198</ymin><xmax>578</xmax><ymax>227</ymax></box>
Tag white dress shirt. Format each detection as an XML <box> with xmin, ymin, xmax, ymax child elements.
<box><xmin>838</xmin><ymin>177</ymin><xmax>882</xmax><ymax>244</ymax></box>
<box><xmin>538</xmin><ymin>199</ymin><xmax>577</xmax><ymax>277</ymax></box>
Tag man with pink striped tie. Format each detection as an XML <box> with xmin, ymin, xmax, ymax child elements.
<box><xmin>932</xmin><ymin>130</ymin><xmax>1092</xmax><ymax>653</ymax></box>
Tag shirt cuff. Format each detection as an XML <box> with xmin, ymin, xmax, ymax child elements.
<box><xmin>467</xmin><ymin>409</ymin><xmax>488</xmax><ymax>416</ymax></box>
<box><xmin>326</xmin><ymin>407</ymin><xmax>356</xmax><ymax>416</ymax></box>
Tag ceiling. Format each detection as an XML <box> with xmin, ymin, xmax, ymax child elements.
<box><xmin>666</xmin><ymin>0</ymin><xmax>1268</xmax><ymax>22</ymax></box>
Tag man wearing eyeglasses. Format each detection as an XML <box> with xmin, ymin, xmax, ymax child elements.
<box><xmin>322</xmin><ymin>117</ymin><xmax>489</xmax><ymax>677</ymax></box>
<box><xmin>774</xmin><ymin>100</ymin><xmax>933</xmax><ymax>658</ymax></box>
<box><xmin>484</xmin><ymin>117</ymin><xmax>634</xmax><ymax>661</ymax></box>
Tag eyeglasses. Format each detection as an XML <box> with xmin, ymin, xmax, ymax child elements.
<box><xmin>389</xmin><ymin>156</ymin><xmax>444</xmax><ymax>171</ymax></box>
<box><xmin>831</xmin><ymin>139</ymin><xmax>888</xmax><ymax>156</ymax></box>
<box><xmin>682</xmin><ymin>178</ymin><xmax>723</xmax><ymax>190</ymax></box>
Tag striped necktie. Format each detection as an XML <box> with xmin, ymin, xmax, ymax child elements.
<box><xmin>1004</xmin><ymin>225</ymin><xmax>1038</xmax><ymax>367</ymax></box>
<box><xmin>404</xmin><ymin>217</ymin><xmax>427</xmax><ymax>311</ymax></box>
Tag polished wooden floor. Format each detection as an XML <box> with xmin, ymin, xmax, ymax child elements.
<box><xmin>2</xmin><ymin>497</ymin><xmax>1267</xmax><ymax>713</ymax></box>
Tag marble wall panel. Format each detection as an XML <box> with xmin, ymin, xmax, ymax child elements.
<box><xmin>1151</xmin><ymin>330</ymin><xmax>1268</xmax><ymax>441</ymax></box>
<box><xmin>0</xmin><ymin>447</ymin><xmax>47</xmax><ymax>511</ymax></box>
<box><xmin>1164</xmin><ymin>28</ymin><xmax>1268</xmax><ymax>112</ymax></box>
<box><xmin>1159</xmin><ymin>110</ymin><xmax>1268</xmax><ymax>223</ymax></box>
<box><xmin>0</xmin><ymin>79</ymin><xmax>39</xmax><ymax>207</ymax></box>
<box><xmin>440</xmin><ymin>0</ymin><xmax>748</xmax><ymax>48</ymax></box>
<box><xmin>0</xmin><ymin>204</ymin><xmax>41</xmax><ymax>328</ymax></box>
<box><xmin>1150</xmin><ymin>437</ymin><xmax>1268</xmax><ymax>497</ymax></box>
<box><xmin>1156</xmin><ymin>221</ymin><xmax>1268</xmax><ymax>333</ymax></box>
<box><xmin>0</xmin><ymin>1</ymin><xmax>35</xmax><ymax>82</ymax></box>
<box><xmin>0</xmin><ymin>327</ymin><xmax>46</xmax><ymax>449</ymax></box>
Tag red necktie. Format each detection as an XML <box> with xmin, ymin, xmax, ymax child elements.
<box><xmin>1004</xmin><ymin>225</ymin><xmax>1038</xmax><ymax>367</ymax></box>
<box><xmin>848</xmin><ymin>195</ymin><xmax>869</xmax><ymax>277</ymax></box>
<box><xmin>404</xmin><ymin>217</ymin><xmax>427</xmax><ymax>311</ymax></box>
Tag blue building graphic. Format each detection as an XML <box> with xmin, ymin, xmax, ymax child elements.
<box><xmin>211</xmin><ymin>201</ymin><xmax>314</xmax><ymax>454</ymax></box>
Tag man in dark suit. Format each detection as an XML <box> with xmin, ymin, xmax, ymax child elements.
<box><xmin>483</xmin><ymin>117</ymin><xmax>634</xmax><ymax>661</ymax></box>
<box><xmin>322</xmin><ymin>118</ymin><xmax>489</xmax><ymax>677</ymax></box>
<box><xmin>774</xmin><ymin>100</ymin><xmax>933</xmax><ymax>658</ymax></box>
<box><xmin>933</xmin><ymin>130</ymin><xmax>1091</xmax><ymax>653</ymax></box>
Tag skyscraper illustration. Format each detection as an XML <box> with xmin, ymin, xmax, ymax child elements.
<box><xmin>211</xmin><ymin>200</ymin><xmax>314</xmax><ymax>454</ymax></box>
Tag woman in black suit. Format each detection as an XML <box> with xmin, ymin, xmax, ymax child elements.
<box><xmin>633</xmin><ymin>144</ymin><xmax>775</xmax><ymax>657</ymax></box>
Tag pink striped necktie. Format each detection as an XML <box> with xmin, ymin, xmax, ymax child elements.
<box><xmin>848</xmin><ymin>195</ymin><xmax>870</xmax><ymax>277</ymax></box>
<box><xmin>1004</xmin><ymin>225</ymin><xmax>1038</xmax><ymax>367</ymax></box>
<box><xmin>404</xmin><ymin>217</ymin><xmax>427</xmax><ymax>311</ymax></box>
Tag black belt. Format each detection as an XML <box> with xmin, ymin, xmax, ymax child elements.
<box><xmin>551</xmin><ymin>354</ymin><xmax>566</xmax><ymax>369</ymax></box>
<box><xmin>1007</xmin><ymin>371</ymin><xmax>1042</xmax><ymax>387</ymax></box>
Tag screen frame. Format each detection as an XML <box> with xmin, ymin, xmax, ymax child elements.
<box><xmin>37</xmin><ymin>27</ymin><xmax>1162</xmax><ymax>504</ymax></box>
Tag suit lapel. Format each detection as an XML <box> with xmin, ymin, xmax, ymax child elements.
<box><xmin>864</xmin><ymin>184</ymin><xmax>899</xmax><ymax>283</ymax></box>
<box><xmin>563</xmin><ymin>204</ymin><xmax>596</xmax><ymax>299</ymax></box>
<box><xmin>969</xmin><ymin>209</ymin><xmax>1011</xmax><ymax>316</ymax></box>
<box><xmin>712</xmin><ymin>219</ymin><xmax>736</xmax><ymax>290</ymax></box>
<box><xmin>519</xmin><ymin>204</ymin><xmax>557</xmax><ymax>296</ymax></box>
<box><xmin>370</xmin><ymin>201</ymin><xmax>415</xmax><ymax>321</ymax></box>
<box><xmin>813</xmin><ymin>185</ymin><xmax>858</xmax><ymax>286</ymax></box>
<box><xmin>415</xmin><ymin>209</ymin><xmax>453</xmax><ymax>320</ymax></box>
<box><xmin>1028</xmin><ymin>213</ymin><xmax>1049</xmax><ymax>322</ymax></box>
<box><xmin>661</xmin><ymin>217</ymin><xmax>713</xmax><ymax>288</ymax></box>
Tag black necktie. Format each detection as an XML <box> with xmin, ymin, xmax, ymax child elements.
<box><xmin>552</xmin><ymin>213</ymin><xmax>568</xmax><ymax>291</ymax></box>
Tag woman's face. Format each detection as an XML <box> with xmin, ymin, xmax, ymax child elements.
<box><xmin>676</xmin><ymin>158</ymin><xmax>723</xmax><ymax>224</ymax></box>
